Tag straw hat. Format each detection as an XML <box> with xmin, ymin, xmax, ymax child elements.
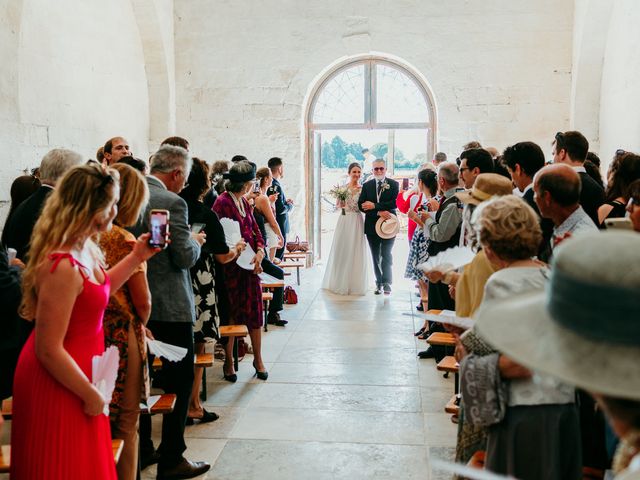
<box><xmin>475</xmin><ymin>231</ymin><xmax>640</xmax><ymax>400</ymax></box>
<box><xmin>455</xmin><ymin>173</ymin><xmax>514</xmax><ymax>205</ymax></box>
<box><xmin>375</xmin><ymin>214</ymin><xmax>400</xmax><ymax>239</ymax></box>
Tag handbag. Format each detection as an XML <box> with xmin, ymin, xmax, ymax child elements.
<box><xmin>283</xmin><ymin>286</ymin><xmax>298</xmax><ymax>304</ymax></box>
<box><xmin>286</xmin><ymin>235</ymin><xmax>309</xmax><ymax>253</ymax></box>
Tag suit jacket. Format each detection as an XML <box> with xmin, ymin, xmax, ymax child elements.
<box><xmin>358</xmin><ymin>177</ymin><xmax>400</xmax><ymax>236</ymax></box>
<box><xmin>3</xmin><ymin>186</ymin><xmax>53</xmax><ymax>260</ymax></box>
<box><xmin>131</xmin><ymin>176</ymin><xmax>201</xmax><ymax>324</ymax></box>
<box><xmin>578</xmin><ymin>171</ymin><xmax>605</xmax><ymax>227</ymax></box>
<box><xmin>270</xmin><ymin>178</ymin><xmax>292</xmax><ymax>234</ymax></box>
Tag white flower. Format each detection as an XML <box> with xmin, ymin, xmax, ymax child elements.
<box><xmin>197</xmin><ymin>270</ymin><xmax>213</xmax><ymax>285</ymax></box>
<box><xmin>198</xmin><ymin>310</ymin><xmax>211</xmax><ymax>326</ymax></box>
<box><xmin>194</xmin><ymin>294</ymin><xmax>202</xmax><ymax>306</ymax></box>
<box><xmin>205</xmin><ymin>291</ymin><xmax>217</xmax><ymax>306</ymax></box>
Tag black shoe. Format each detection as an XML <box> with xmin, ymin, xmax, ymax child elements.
<box><xmin>416</xmin><ymin>304</ymin><xmax>424</xmax><ymax>312</ymax></box>
<box><xmin>186</xmin><ymin>409</ymin><xmax>219</xmax><ymax>425</ymax></box>
<box><xmin>222</xmin><ymin>366</ymin><xmax>237</xmax><ymax>383</ymax></box>
<box><xmin>383</xmin><ymin>284</ymin><xmax>391</xmax><ymax>295</ymax></box>
<box><xmin>374</xmin><ymin>285</ymin><xmax>383</xmax><ymax>295</ymax></box>
<box><xmin>157</xmin><ymin>458</ymin><xmax>211</xmax><ymax>479</ymax></box>
<box><xmin>414</xmin><ymin>327</ymin><xmax>426</xmax><ymax>337</ymax></box>
<box><xmin>418</xmin><ymin>347</ymin><xmax>435</xmax><ymax>359</ymax></box>
<box><xmin>267</xmin><ymin>312</ymin><xmax>288</xmax><ymax>326</ymax></box>
<box><xmin>253</xmin><ymin>360</ymin><xmax>268</xmax><ymax>381</ymax></box>
<box><xmin>141</xmin><ymin>450</ymin><xmax>161</xmax><ymax>470</ymax></box>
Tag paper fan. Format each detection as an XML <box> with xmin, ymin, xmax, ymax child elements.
<box><xmin>236</xmin><ymin>244</ymin><xmax>256</xmax><ymax>271</ymax></box>
<box><xmin>147</xmin><ymin>339</ymin><xmax>188</xmax><ymax>362</ymax></box>
<box><xmin>92</xmin><ymin>345</ymin><xmax>120</xmax><ymax>416</ymax></box>
<box><xmin>418</xmin><ymin>246</ymin><xmax>475</xmax><ymax>273</ymax></box>
<box><xmin>219</xmin><ymin>218</ymin><xmax>242</xmax><ymax>248</ymax></box>
<box><xmin>403</xmin><ymin>310</ymin><xmax>474</xmax><ymax>330</ymax></box>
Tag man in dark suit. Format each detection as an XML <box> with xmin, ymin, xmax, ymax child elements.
<box><xmin>358</xmin><ymin>159</ymin><xmax>399</xmax><ymax>295</ymax></box>
<box><xmin>131</xmin><ymin>145</ymin><xmax>210</xmax><ymax>479</ymax></box>
<box><xmin>552</xmin><ymin>131</ymin><xmax>604</xmax><ymax>226</ymax></box>
<box><xmin>268</xmin><ymin>157</ymin><xmax>293</xmax><ymax>260</ymax></box>
<box><xmin>503</xmin><ymin>141</ymin><xmax>555</xmax><ymax>262</ymax></box>
<box><xmin>3</xmin><ymin>148</ymin><xmax>83</xmax><ymax>261</ymax></box>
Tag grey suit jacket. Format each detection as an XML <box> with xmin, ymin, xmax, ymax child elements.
<box><xmin>131</xmin><ymin>176</ymin><xmax>201</xmax><ymax>324</ymax></box>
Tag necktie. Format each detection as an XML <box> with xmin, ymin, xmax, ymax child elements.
<box><xmin>377</xmin><ymin>181</ymin><xmax>382</xmax><ymax>195</ymax></box>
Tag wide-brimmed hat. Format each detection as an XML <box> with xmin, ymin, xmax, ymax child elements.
<box><xmin>475</xmin><ymin>231</ymin><xmax>640</xmax><ymax>400</ymax></box>
<box><xmin>455</xmin><ymin>173</ymin><xmax>514</xmax><ymax>205</ymax></box>
<box><xmin>375</xmin><ymin>215</ymin><xmax>400</xmax><ymax>239</ymax></box>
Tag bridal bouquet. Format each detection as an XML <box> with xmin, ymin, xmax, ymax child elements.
<box><xmin>328</xmin><ymin>184</ymin><xmax>351</xmax><ymax>215</ymax></box>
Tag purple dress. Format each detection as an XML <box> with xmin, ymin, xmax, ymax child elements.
<box><xmin>213</xmin><ymin>192</ymin><xmax>264</xmax><ymax>329</ymax></box>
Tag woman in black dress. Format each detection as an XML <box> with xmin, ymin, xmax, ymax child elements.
<box><xmin>180</xmin><ymin>157</ymin><xmax>245</xmax><ymax>423</ymax></box>
<box><xmin>599</xmin><ymin>150</ymin><xmax>640</xmax><ymax>226</ymax></box>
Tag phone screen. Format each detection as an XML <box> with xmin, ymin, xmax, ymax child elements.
<box><xmin>402</xmin><ymin>178</ymin><xmax>409</xmax><ymax>190</ymax></box>
<box><xmin>253</xmin><ymin>180</ymin><xmax>261</xmax><ymax>193</ymax></box>
<box><xmin>149</xmin><ymin>210</ymin><xmax>169</xmax><ymax>248</ymax></box>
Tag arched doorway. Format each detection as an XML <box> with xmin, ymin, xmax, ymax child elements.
<box><xmin>304</xmin><ymin>54</ymin><xmax>437</xmax><ymax>258</ymax></box>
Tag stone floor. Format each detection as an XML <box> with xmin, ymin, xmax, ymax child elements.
<box><xmin>142</xmin><ymin>257</ymin><xmax>457</xmax><ymax>480</ymax></box>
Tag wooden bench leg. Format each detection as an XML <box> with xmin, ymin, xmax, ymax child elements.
<box><xmin>264</xmin><ymin>299</ymin><xmax>269</xmax><ymax>332</ymax></box>
<box><xmin>233</xmin><ymin>337</ymin><xmax>239</xmax><ymax>371</ymax></box>
<box><xmin>454</xmin><ymin>372</ymin><xmax>459</xmax><ymax>395</ymax></box>
<box><xmin>296</xmin><ymin>267</ymin><xmax>300</xmax><ymax>285</ymax></box>
<box><xmin>200</xmin><ymin>367</ymin><xmax>207</xmax><ymax>402</ymax></box>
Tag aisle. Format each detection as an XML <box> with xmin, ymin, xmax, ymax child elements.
<box><xmin>144</xmin><ymin>257</ymin><xmax>457</xmax><ymax>479</ymax></box>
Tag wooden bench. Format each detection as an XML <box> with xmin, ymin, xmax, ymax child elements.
<box><xmin>152</xmin><ymin>352</ymin><xmax>213</xmax><ymax>370</ymax></box>
<box><xmin>467</xmin><ymin>450</ymin><xmax>486</xmax><ymax>469</ymax></box>
<box><xmin>280</xmin><ymin>261</ymin><xmax>304</xmax><ymax>285</ymax></box>
<box><xmin>426</xmin><ymin>332</ymin><xmax>456</xmax><ymax>347</ymax></box>
<box><xmin>141</xmin><ymin>393</ymin><xmax>176</xmax><ymax>415</ymax></box>
<box><xmin>0</xmin><ymin>440</ymin><xmax>125</xmax><ymax>473</ymax></box>
<box><xmin>219</xmin><ymin>324</ymin><xmax>249</xmax><ymax>371</ymax></box>
<box><xmin>262</xmin><ymin>291</ymin><xmax>274</xmax><ymax>332</ymax></box>
<box><xmin>437</xmin><ymin>355</ymin><xmax>460</xmax><ymax>394</ymax></box>
<box><xmin>283</xmin><ymin>250</ymin><xmax>313</xmax><ymax>267</ymax></box>
<box><xmin>445</xmin><ymin>394</ymin><xmax>460</xmax><ymax>415</ymax></box>
<box><xmin>2</xmin><ymin>398</ymin><xmax>12</xmax><ymax>420</ymax></box>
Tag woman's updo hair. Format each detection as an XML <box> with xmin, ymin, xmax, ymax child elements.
<box><xmin>225</xmin><ymin>160</ymin><xmax>255</xmax><ymax>193</ymax></box>
<box><xmin>418</xmin><ymin>169</ymin><xmax>438</xmax><ymax>196</ymax></box>
<box><xmin>472</xmin><ymin>195</ymin><xmax>542</xmax><ymax>262</ymax></box>
<box><xmin>180</xmin><ymin>157</ymin><xmax>211</xmax><ymax>202</ymax></box>
<box><xmin>348</xmin><ymin>162</ymin><xmax>361</xmax><ymax>173</ymax></box>
<box><xmin>256</xmin><ymin>167</ymin><xmax>271</xmax><ymax>189</ymax></box>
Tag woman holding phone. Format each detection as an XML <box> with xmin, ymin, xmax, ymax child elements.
<box><xmin>213</xmin><ymin>160</ymin><xmax>268</xmax><ymax>381</ymax></box>
<box><xmin>180</xmin><ymin>157</ymin><xmax>246</xmax><ymax>421</ymax></box>
<box><xmin>11</xmin><ymin>163</ymin><xmax>160</xmax><ymax>479</ymax></box>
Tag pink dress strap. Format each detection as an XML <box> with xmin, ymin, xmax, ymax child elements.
<box><xmin>48</xmin><ymin>252</ymin><xmax>89</xmax><ymax>280</ymax></box>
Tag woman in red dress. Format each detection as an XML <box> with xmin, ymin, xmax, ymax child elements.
<box><xmin>213</xmin><ymin>161</ymin><xmax>268</xmax><ymax>381</ymax></box>
<box><xmin>11</xmin><ymin>163</ymin><xmax>159</xmax><ymax>479</ymax></box>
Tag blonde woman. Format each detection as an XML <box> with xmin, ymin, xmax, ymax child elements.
<box><xmin>11</xmin><ymin>163</ymin><xmax>159</xmax><ymax>479</ymax></box>
<box><xmin>254</xmin><ymin>167</ymin><xmax>283</xmax><ymax>262</ymax></box>
<box><xmin>98</xmin><ymin>163</ymin><xmax>151</xmax><ymax>480</ymax></box>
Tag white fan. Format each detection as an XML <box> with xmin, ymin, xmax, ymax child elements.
<box><xmin>91</xmin><ymin>346</ymin><xmax>120</xmax><ymax>416</ymax></box>
<box><xmin>418</xmin><ymin>246</ymin><xmax>475</xmax><ymax>273</ymax></box>
<box><xmin>147</xmin><ymin>339</ymin><xmax>188</xmax><ymax>362</ymax></box>
<box><xmin>219</xmin><ymin>217</ymin><xmax>242</xmax><ymax>248</ymax></box>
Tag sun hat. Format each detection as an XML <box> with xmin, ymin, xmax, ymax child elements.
<box><xmin>375</xmin><ymin>214</ymin><xmax>400</xmax><ymax>239</ymax></box>
<box><xmin>455</xmin><ymin>173</ymin><xmax>514</xmax><ymax>205</ymax></box>
<box><xmin>475</xmin><ymin>231</ymin><xmax>640</xmax><ymax>400</ymax></box>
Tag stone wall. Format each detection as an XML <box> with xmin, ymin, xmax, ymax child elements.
<box><xmin>174</xmin><ymin>0</ymin><xmax>574</xmax><ymax>236</ymax></box>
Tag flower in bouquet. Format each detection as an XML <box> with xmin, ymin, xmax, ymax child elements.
<box><xmin>328</xmin><ymin>184</ymin><xmax>351</xmax><ymax>215</ymax></box>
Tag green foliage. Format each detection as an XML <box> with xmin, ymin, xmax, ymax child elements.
<box><xmin>320</xmin><ymin>134</ymin><xmax>423</xmax><ymax>170</ymax></box>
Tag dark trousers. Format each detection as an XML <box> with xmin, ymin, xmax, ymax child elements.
<box><xmin>427</xmin><ymin>281</ymin><xmax>455</xmax><ymax>361</ymax></box>
<box><xmin>145</xmin><ymin>321</ymin><xmax>195</xmax><ymax>467</ymax></box>
<box><xmin>261</xmin><ymin>258</ymin><xmax>284</xmax><ymax>314</ymax></box>
<box><xmin>275</xmin><ymin>216</ymin><xmax>287</xmax><ymax>260</ymax></box>
<box><xmin>366</xmin><ymin>234</ymin><xmax>395</xmax><ymax>286</ymax></box>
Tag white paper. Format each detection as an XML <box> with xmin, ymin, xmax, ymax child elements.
<box><xmin>147</xmin><ymin>338</ymin><xmax>188</xmax><ymax>362</ymax></box>
<box><xmin>91</xmin><ymin>346</ymin><xmax>120</xmax><ymax>416</ymax></box>
<box><xmin>418</xmin><ymin>246</ymin><xmax>475</xmax><ymax>273</ymax></box>
<box><xmin>403</xmin><ymin>311</ymin><xmax>474</xmax><ymax>330</ymax></box>
<box><xmin>219</xmin><ymin>217</ymin><xmax>242</xmax><ymax>248</ymax></box>
<box><xmin>140</xmin><ymin>394</ymin><xmax>161</xmax><ymax>413</ymax></box>
<box><xmin>236</xmin><ymin>243</ymin><xmax>256</xmax><ymax>271</ymax></box>
<box><xmin>259</xmin><ymin>272</ymin><xmax>280</xmax><ymax>284</ymax></box>
<box><xmin>431</xmin><ymin>459</ymin><xmax>514</xmax><ymax>480</ymax></box>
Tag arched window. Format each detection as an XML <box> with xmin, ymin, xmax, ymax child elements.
<box><xmin>304</xmin><ymin>55</ymin><xmax>437</xmax><ymax>255</ymax></box>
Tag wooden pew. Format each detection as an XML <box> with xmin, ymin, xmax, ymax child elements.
<box><xmin>152</xmin><ymin>353</ymin><xmax>213</xmax><ymax>371</ymax></box>
<box><xmin>437</xmin><ymin>355</ymin><xmax>460</xmax><ymax>394</ymax></box>
<box><xmin>2</xmin><ymin>398</ymin><xmax>12</xmax><ymax>420</ymax></box>
<box><xmin>426</xmin><ymin>332</ymin><xmax>456</xmax><ymax>347</ymax></box>
<box><xmin>140</xmin><ymin>393</ymin><xmax>177</xmax><ymax>415</ymax></box>
<box><xmin>219</xmin><ymin>324</ymin><xmax>249</xmax><ymax>371</ymax></box>
<box><xmin>280</xmin><ymin>261</ymin><xmax>304</xmax><ymax>285</ymax></box>
<box><xmin>445</xmin><ymin>394</ymin><xmax>460</xmax><ymax>415</ymax></box>
<box><xmin>0</xmin><ymin>440</ymin><xmax>125</xmax><ymax>473</ymax></box>
<box><xmin>262</xmin><ymin>291</ymin><xmax>273</xmax><ymax>332</ymax></box>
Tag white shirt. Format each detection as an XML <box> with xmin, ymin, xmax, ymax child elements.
<box><xmin>553</xmin><ymin>206</ymin><xmax>598</xmax><ymax>246</ymax></box>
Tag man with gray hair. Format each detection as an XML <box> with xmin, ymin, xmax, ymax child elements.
<box><xmin>131</xmin><ymin>145</ymin><xmax>210</xmax><ymax>478</ymax></box>
<box><xmin>3</xmin><ymin>148</ymin><xmax>83</xmax><ymax>260</ymax></box>
<box><xmin>433</xmin><ymin>152</ymin><xmax>447</xmax><ymax>166</ymax></box>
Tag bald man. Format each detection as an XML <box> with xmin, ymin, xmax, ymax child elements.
<box><xmin>533</xmin><ymin>164</ymin><xmax>597</xmax><ymax>249</ymax></box>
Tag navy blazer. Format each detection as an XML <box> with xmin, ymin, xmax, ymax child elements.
<box><xmin>358</xmin><ymin>177</ymin><xmax>400</xmax><ymax>236</ymax></box>
<box><xmin>270</xmin><ymin>178</ymin><xmax>292</xmax><ymax>234</ymax></box>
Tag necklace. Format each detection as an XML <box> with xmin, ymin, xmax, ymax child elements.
<box><xmin>231</xmin><ymin>193</ymin><xmax>246</xmax><ymax>217</ymax></box>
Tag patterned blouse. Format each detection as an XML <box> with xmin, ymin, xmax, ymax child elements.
<box><xmin>99</xmin><ymin>225</ymin><xmax>149</xmax><ymax>418</ymax></box>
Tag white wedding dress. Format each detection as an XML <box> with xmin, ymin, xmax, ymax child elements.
<box><xmin>322</xmin><ymin>187</ymin><xmax>372</xmax><ymax>295</ymax></box>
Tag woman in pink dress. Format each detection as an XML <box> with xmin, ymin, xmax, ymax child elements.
<box><xmin>11</xmin><ymin>163</ymin><xmax>159</xmax><ymax>479</ymax></box>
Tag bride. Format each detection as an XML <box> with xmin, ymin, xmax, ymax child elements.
<box><xmin>322</xmin><ymin>162</ymin><xmax>371</xmax><ymax>295</ymax></box>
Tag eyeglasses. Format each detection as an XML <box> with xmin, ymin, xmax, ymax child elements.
<box><xmin>373</xmin><ymin>167</ymin><xmax>385</xmax><ymax>171</ymax></box>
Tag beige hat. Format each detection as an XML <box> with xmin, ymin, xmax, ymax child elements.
<box><xmin>475</xmin><ymin>231</ymin><xmax>640</xmax><ymax>400</ymax></box>
<box><xmin>375</xmin><ymin>214</ymin><xmax>400</xmax><ymax>239</ymax></box>
<box><xmin>455</xmin><ymin>173</ymin><xmax>514</xmax><ymax>205</ymax></box>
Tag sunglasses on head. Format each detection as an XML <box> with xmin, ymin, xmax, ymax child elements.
<box><xmin>373</xmin><ymin>167</ymin><xmax>385</xmax><ymax>171</ymax></box>
<box><xmin>616</xmin><ymin>149</ymin><xmax>627</xmax><ymax>156</ymax></box>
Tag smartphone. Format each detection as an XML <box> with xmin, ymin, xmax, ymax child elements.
<box><xmin>149</xmin><ymin>209</ymin><xmax>170</xmax><ymax>249</ymax></box>
<box><xmin>604</xmin><ymin>218</ymin><xmax>632</xmax><ymax>230</ymax></box>
<box><xmin>402</xmin><ymin>178</ymin><xmax>409</xmax><ymax>190</ymax></box>
<box><xmin>191</xmin><ymin>223</ymin><xmax>206</xmax><ymax>233</ymax></box>
<box><xmin>266</xmin><ymin>185</ymin><xmax>276</xmax><ymax>196</ymax></box>
<box><xmin>253</xmin><ymin>180</ymin><xmax>261</xmax><ymax>193</ymax></box>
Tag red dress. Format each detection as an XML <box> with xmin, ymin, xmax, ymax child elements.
<box><xmin>396</xmin><ymin>191</ymin><xmax>424</xmax><ymax>242</ymax></box>
<box><xmin>11</xmin><ymin>253</ymin><xmax>117</xmax><ymax>479</ymax></box>
<box><xmin>213</xmin><ymin>193</ymin><xmax>264</xmax><ymax>330</ymax></box>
